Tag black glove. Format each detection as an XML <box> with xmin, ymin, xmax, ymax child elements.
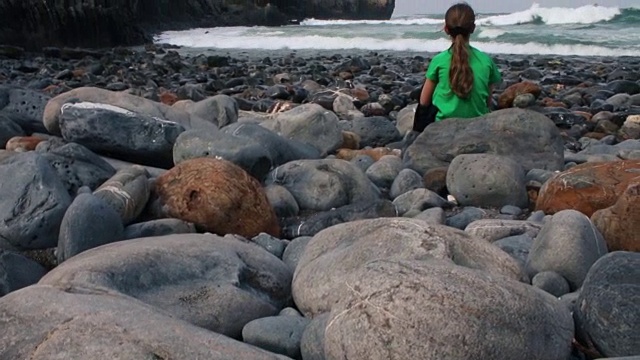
<box><xmin>412</xmin><ymin>103</ymin><xmax>439</xmax><ymax>132</ymax></box>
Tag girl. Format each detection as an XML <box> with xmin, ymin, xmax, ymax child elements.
<box><xmin>419</xmin><ymin>2</ymin><xmax>502</xmax><ymax>121</ymax></box>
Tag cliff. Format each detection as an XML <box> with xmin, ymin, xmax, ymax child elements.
<box><xmin>0</xmin><ymin>0</ymin><xmax>395</xmax><ymax>50</ymax></box>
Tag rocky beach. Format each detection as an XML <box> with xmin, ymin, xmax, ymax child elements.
<box><xmin>0</xmin><ymin>43</ymin><xmax>639</xmax><ymax>359</ymax></box>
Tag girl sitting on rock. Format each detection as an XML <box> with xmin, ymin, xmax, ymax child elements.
<box><xmin>419</xmin><ymin>2</ymin><xmax>502</xmax><ymax>122</ymax></box>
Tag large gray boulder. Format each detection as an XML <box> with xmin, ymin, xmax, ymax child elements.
<box><xmin>575</xmin><ymin>251</ymin><xmax>640</xmax><ymax>357</ymax></box>
<box><xmin>39</xmin><ymin>233</ymin><xmax>293</xmax><ymax>338</ymax></box>
<box><xmin>322</xmin><ymin>259</ymin><xmax>574</xmax><ymax>360</ymax></box>
<box><xmin>58</xmin><ymin>102</ymin><xmax>186</xmax><ymax>168</ymax></box>
<box><xmin>0</xmin><ymin>285</ymin><xmax>289</xmax><ymax>359</ymax></box>
<box><xmin>403</xmin><ymin>108</ymin><xmax>565</xmax><ymax>175</ymax></box>
<box><xmin>292</xmin><ymin>217</ymin><xmax>527</xmax><ymax>317</ymax></box>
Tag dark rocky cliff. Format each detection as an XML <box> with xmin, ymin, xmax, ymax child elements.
<box><xmin>0</xmin><ymin>0</ymin><xmax>395</xmax><ymax>50</ymax></box>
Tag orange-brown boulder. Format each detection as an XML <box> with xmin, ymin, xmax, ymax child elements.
<box><xmin>341</xmin><ymin>131</ymin><xmax>360</xmax><ymax>150</ymax></box>
<box><xmin>499</xmin><ymin>81</ymin><xmax>542</xmax><ymax>109</ymax></box>
<box><xmin>335</xmin><ymin>147</ymin><xmax>400</xmax><ymax>162</ymax></box>
<box><xmin>5</xmin><ymin>136</ymin><xmax>46</xmax><ymax>152</ymax></box>
<box><xmin>591</xmin><ymin>182</ymin><xmax>640</xmax><ymax>252</ymax></box>
<box><xmin>536</xmin><ymin>160</ymin><xmax>640</xmax><ymax>217</ymax></box>
<box><xmin>154</xmin><ymin>158</ymin><xmax>280</xmax><ymax>238</ymax></box>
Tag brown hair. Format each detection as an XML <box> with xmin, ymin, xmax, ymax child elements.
<box><xmin>445</xmin><ymin>3</ymin><xmax>476</xmax><ymax>98</ymax></box>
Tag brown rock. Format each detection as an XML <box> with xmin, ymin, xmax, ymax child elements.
<box><xmin>499</xmin><ymin>81</ymin><xmax>542</xmax><ymax>109</ymax></box>
<box><xmin>154</xmin><ymin>158</ymin><xmax>280</xmax><ymax>238</ymax></box>
<box><xmin>536</xmin><ymin>160</ymin><xmax>640</xmax><ymax>217</ymax></box>
<box><xmin>159</xmin><ymin>90</ymin><xmax>178</xmax><ymax>106</ymax></box>
<box><xmin>338</xmin><ymin>71</ymin><xmax>353</xmax><ymax>80</ymax></box>
<box><xmin>5</xmin><ymin>136</ymin><xmax>46</xmax><ymax>152</ymax></box>
<box><xmin>423</xmin><ymin>166</ymin><xmax>448</xmax><ymax>196</ymax></box>
<box><xmin>335</xmin><ymin>147</ymin><xmax>400</xmax><ymax>162</ymax></box>
<box><xmin>541</xmin><ymin>97</ymin><xmax>567</xmax><ymax>108</ymax></box>
<box><xmin>583</xmin><ymin>132</ymin><xmax>607</xmax><ymax>140</ymax></box>
<box><xmin>340</xmin><ymin>131</ymin><xmax>360</xmax><ymax>150</ymax></box>
<box><xmin>591</xmin><ymin>181</ymin><xmax>640</xmax><ymax>252</ymax></box>
<box><xmin>72</xmin><ymin>69</ymin><xmax>86</xmax><ymax>78</ymax></box>
<box><xmin>349</xmin><ymin>87</ymin><xmax>370</xmax><ymax>102</ymax></box>
<box><xmin>573</xmin><ymin>111</ymin><xmax>592</xmax><ymax>121</ymax></box>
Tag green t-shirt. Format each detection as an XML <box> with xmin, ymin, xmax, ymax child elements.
<box><xmin>425</xmin><ymin>46</ymin><xmax>502</xmax><ymax>121</ymax></box>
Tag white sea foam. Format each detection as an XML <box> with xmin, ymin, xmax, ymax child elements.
<box><xmin>477</xmin><ymin>29</ymin><xmax>507</xmax><ymax>39</ymax></box>
<box><xmin>477</xmin><ymin>3</ymin><xmax>621</xmax><ymax>26</ymax></box>
<box><xmin>301</xmin><ymin>17</ymin><xmax>443</xmax><ymax>26</ymax></box>
<box><xmin>155</xmin><ymin>30</ymin><xmax>640</xmax><ymax>57</ymax></box>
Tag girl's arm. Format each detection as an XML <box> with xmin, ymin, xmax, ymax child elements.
<box><xmin>420</xmin><ymin>79</ymin><xmax>437</xmax><ymax>105</ymax></box>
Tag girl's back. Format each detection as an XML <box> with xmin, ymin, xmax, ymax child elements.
<box><xmin>427</xmin><ymin>46</ymin><xmax>501</xmax><ymax>120</ymax></box>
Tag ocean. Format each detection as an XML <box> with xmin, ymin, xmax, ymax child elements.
<box><xmin>154</xmin><ymin>4</ymin><xmax>640</xmax><ymax>58</ymax></box>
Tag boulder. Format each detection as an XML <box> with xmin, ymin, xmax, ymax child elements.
<box><xmin>0</xmin><ymin>152</ymin><xmax>71</xmax><ymax>250</ymax></box>
<box><xmin>0</xmin><ymin>286</ymin><xmax>288</xmax><ymax>359</ymax></box>
<box><xmin>292</xmin><ymin>217</ymin><xmax>527</xmax><ymax>317</ymax></box>
<box><xmin>93</xmin><ymin>166</ymin><xmax>150</xmax><ymax>225</ymax></box>
<box><xmin>153</xmin><ymin>158</ymin><xmax>280</xmax><ymax>238</ymax></box>
<box><xmin>39</xmin><ymin>233</ymin><xmax>292</xmax><ymax>339</ymax></box>
<box><xmin>173</xmin><ymin>122</ymin><xmax>319</xmax><ymax>181</ymax></box>
<box><xmin>322</xmin><ymin>259</ymin><xmax>573</xmax><ymax>360</ymax></box>
<box><xmin>536</xmin><ymin>159</ymin><xmax>640</xmax><ymax>217</ymax></box>
<box><xmin>526</xmin><ymin>210</ymin><xmax>608</xmax><ymax>290</ymax></box>
<box><xmin>43</xmin><ymin>87</ymin><xmax>211</xmax><ymax>135</ymax></box>
<box><xmin>260</xmin><ymin>103</ymin><xmax>343</xmax><ymax>157</ymax></box>
<box><xmin>591</xmin><ymin>181</ymin><xmax>640</xmax><ymax>251</ymax></box>
<box><xmin>340</xmin><ymin>116</ymin><xmax>401</xmax><ymax>148</ymax></box>
<box><xmin>38</xmin><ymin>142</ymin><xmax>116</xmax><ymax>195</ymax></box>
<box><xmin>576</xmin><ymin>251</ymin><xmax>640</xmax><ymax>357</ymax></box>
<box><xmin>265</xmin><ymin>159</ymin><xmax>380</xmax><ymax>212</ymax></box>
<box><xmin>58</xmin><ymin>102</ymin><xmax>187</xmax><ymax>168</ymax></box>
<box><xmin>446</xmin><ymin>153</ymin><xmax>529</xmax><ymax>208</ymax></box>
<box><xmin>403</xmin><ymin>108</ymin><xmax>564</xmax><ymax>175</ymax></box>
<box><xmin>57</xmin><ymin>193</ymin><xmax>124</xmax><ymax>263</ymax></box>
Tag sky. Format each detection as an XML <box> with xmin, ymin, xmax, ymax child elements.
<box><xmin>393</xmin><ymin>0</ymin><xmax>639</xmax><ymax>15</ymax></box>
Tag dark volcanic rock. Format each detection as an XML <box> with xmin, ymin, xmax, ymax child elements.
<box><xmin>58</xmin><ymin>102</ymin><xmax>186</xmax><ymax>169</ymax></box>
<box><xmin>0</xmin><ymin>0</ymin><xmax>298</xmax><ymax>50</ymax></box>
<box><xmin>0</xmin><ymin>152</ymin><xmax>71</xmax><ymax>251</ymax></box>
